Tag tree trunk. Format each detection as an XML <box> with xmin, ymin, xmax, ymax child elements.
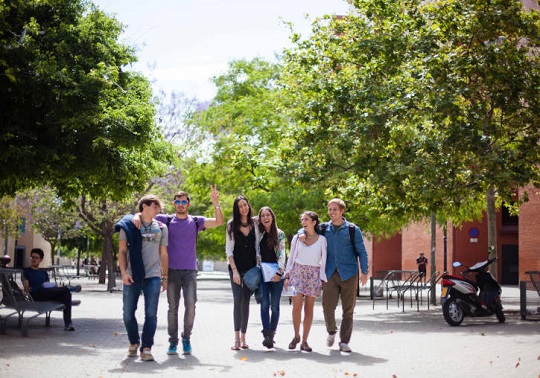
<box><xmin>430</xmin><ymin>213</ymin><xmax>437</xmax><ymax>305</ymax></box>
<box><xmin>486</xmin><ymin>186</ymin><xmax>498</xmax><ymax>279</ymax></box>
<box><xmin>100</xmin><ymin>226</ymin><xmax>116</xmax><ymax>292</ymax></box>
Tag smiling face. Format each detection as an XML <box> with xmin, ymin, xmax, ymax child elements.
<box><xmin>237</xmin><ymin>199</ymin><xmax>250</xmax><ymax>219</ymax></box>
<box><xmin>301</xmin><ymin>213</ymin><xmax>317</xmax><ymax>233</ymax></box>
<box><xmin>259</xmin><ymin>208</ymin><xmax>274</xmax><ymax>232</ymax></box>
<box><xmin>327</xmin><ymin>200</ymin><xmax>345</xmax><ymax>226</ymax></box>
<box><xmin>173</xmin><ymin>195</ymin><xmax>190</xmax><ymax>216</ymax></box>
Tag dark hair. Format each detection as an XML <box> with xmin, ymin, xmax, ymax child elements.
<box><xmin>302</xmin><ymin>211</ymin><xmax>321</xmax><ymax>233</ymax></box>
<box><xmin>30</xmin><ymin>248</ymin><xmax>44</xmax><ymax>259</ymax></box>
<box><xmin>138</xmin><ymin>194</ymin><xmax>163</xmax><ymax>212</ymax></box>
<box><xmin>173</xmin><ymin>191</ymin><xmax>191</xmax><ymax>202</ymax></box>
<box><xmin>227</xmin><ymin>196</ymin><xmax>253</xmax><ymax>240</ymax></box>
<box><xmin>258</xmin><ymin>206</ymin><xmax>278</xmax><ymax>251</ymax></box>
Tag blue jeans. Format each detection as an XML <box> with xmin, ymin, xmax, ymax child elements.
<box><xmin>167</xmin><ymin>269</ymin><xmax>197</xmax><ymax>344</ymax></box>
<box><xmin>260</xmin><ymin>279</ymin><xmax>284</xmax><ymax>331</ymax></box>
<box><xmin>123</xmin><ymin>277</ymin><xmax>161</xmax><ymax>350</ymax></box>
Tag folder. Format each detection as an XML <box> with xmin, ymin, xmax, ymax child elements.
<box><xmin>260</xmin><ymin>262</ymin><xmax>279</xmax><ymax>282</ymax></box>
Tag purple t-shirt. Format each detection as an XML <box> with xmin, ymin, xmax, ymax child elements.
<box><xmin>155</xmin><ymin>214</ymin><xmax>206</xmax><ymax>270</ymax></box>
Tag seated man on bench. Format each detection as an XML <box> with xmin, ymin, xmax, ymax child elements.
<box><xmin>22</xmin><ymin>248</ymin><xmax>80</xmax><ymax>331</ymax></box>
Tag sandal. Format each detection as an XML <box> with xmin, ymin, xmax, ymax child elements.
<box><xmin>231</xmin><ymin>341</ymin><xmax>241</xmax><ymax>351</ymax></box>
<box><xmin>240</xmin><ymin>341</ymin><xmax>249</xmax><ymax>349</ymax></box>
<box><xmin>300</xmin><ymin>341</ymin><xmax>312</xmax><ymax>352</ymax></box>
<box><xmin>288</xmin><ymin>336</ymin><xmax>300</xmax><ymax>350</ymax></box>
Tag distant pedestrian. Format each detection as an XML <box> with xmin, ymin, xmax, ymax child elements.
<box><xmin>284</xmin><ymin>211</ymin><xmax>327</xmax><ymax>352</ymax></box>
<box><xmin>416</xmin><ymin>252</ymin><xmax>428</xmax><ymax>282</ymax></box>
<box><xmin>257</xmin><ymin>206</ymin><xmax>286</xmax><ymax>349</ymax></box>
<box><xmin>225</xmin><ymin>195</ymin><xmax>260</xmax><ymax>350</ymax></box>
<box><xmin>116</xmin><ymin>194</ymin><xmax>169</xmax><ymax>362</ymax></box>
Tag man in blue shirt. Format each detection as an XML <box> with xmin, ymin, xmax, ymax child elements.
<box><xmin>22</xmin><ymin>248</ymin><xmax>77</xmax><ymax>331</ymax></box>
<box><xmin>322</xmin><ymin>198</ymin><xmax>369</xmax><ymax>353</ymax></box>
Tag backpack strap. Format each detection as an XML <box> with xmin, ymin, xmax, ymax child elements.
<box><xmin>348</xmin><ymin>223</ymin><xmax>358</xmax><ymax>257</ymax></box>
<box><xmin>318</xmin><ymin>222</ymin><xmax>328</xmax><ymax>236</ymax></box>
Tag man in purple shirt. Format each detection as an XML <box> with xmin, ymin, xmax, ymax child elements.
<box><xmin>136</xmin><ymin>185</ymin><xmax>224</xmax><ymax>355</ymax></box>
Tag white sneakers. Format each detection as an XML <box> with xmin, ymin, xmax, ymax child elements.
<box><xmin>339</xmin><ymin>342</ymin><xmax>352</xmax><ymax>353</ymax></box>
<box><xmin>327</xmin><ymin>334</ymin><xmax>352</xmax><ymax>352</ymax></box>
<box><xmin>326</xmin><ymin>333</ymin><xmax>336</xmax><ymax>347</ymax></box>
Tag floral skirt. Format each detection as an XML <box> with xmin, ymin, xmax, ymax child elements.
<box><xmin>288</xmin><ymin>262</ymin><xmax>322</xmax><ymax>298</ymax></box>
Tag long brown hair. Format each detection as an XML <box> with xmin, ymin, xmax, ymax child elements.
<box><xmin>258</xmin><ymin>206</ymin><xmax>278</xmax><ymax>251</ymax></box>
<box><xmin>227</xmin><ymin>195</ymin><xmax>253</xmax><ymax>241</ymax></box>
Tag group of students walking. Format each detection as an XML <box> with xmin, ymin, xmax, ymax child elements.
<box><xmin>115</xmin><ymin>186</ymin><xmax>369</xmax><ymax>361</ymax></box>
<box><xmin>226</xmin><ymin>196</ymin><xmax>369</xmax><ymax>353</ymax></box>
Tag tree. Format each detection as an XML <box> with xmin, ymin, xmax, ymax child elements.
<box><xmin>191</xmin><ymin>58</ymin><xmax>326</xmax><ymax>241</ymax></box>
<box><xmin>1</xmin><ymin>0</ymin><xmax>172</xmax><ymax>200</ymax></box>
<box><xmin>280</xmin><ymin>0</ymin><xmax>540</xmax><ymax>276</ymax></box>
<box><xmin>0</xmin><ymin>195</ymin><xmax>24</xmax><ymax>254</ymax></box>
<box><xmin>17</xmin><ymin>188</ymin><xmax>84</xmax><ymax>261</ymax></box>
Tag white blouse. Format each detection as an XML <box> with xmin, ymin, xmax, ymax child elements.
<box><xmin>285</xmin><ymin>234</ymin><xmax>327</xmax><ymax>282</ymax></box>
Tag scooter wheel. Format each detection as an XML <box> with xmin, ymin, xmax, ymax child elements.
<box><xmin>443</xmin><ymin>298</ymin><xmax>464</xmax><ymax>326</ymax></box>
<box><xmin>496</xmin><ymin>304</ymin><xmax>505</xmax><ymax>323</ymax></box>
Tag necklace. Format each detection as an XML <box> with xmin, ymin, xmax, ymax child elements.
<box><xmin>142</xmin><ymin>221</ymin><xmax>152</xmax><ymax>232</ymax></box>
<box><xmin>306</xmin><ymin>233</ymin><xmax>318</xmax><ymax>239</ymax></box>
<box><xmin>240</xmin><ymin>221</ymin><xmax>250</xmax><ymax>228</ymax></box>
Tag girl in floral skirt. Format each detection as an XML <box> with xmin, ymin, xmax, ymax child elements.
<box><xmin>284</xmin><ymin>211</ymin><xmax>327</xmax><ymax>352</ymax></box>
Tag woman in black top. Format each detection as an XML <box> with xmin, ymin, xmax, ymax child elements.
<box><xmin>225</xmin><ymin>196</ymin><xmax>260</xmax><ymax>350</ymax></box>
<box><xmin>258</xmin><ymin>206</ymin><xmax>286</xmax><ymax>349</ymax></box>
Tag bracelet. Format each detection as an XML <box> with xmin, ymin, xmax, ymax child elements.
<box><xmin>161</xmin><ymin>277</ymin><xmax>168</xmax><ymax>282</ymax></box>
<box><xmin>276</xmin><ymin>272</ymin><xmax>282</xmax><ymax>277</ymax></box>
<box><xmin>214</xmin><ymin>205</ymin><xmax>221</xmax><ymax>208</ymax></box>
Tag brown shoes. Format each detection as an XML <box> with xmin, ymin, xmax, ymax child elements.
<box><xmin>288</xmin><ymin>336</ymin><xmax>300</xmax><ymax>350</ymax></box>
<box><xmin>300</xmin><ymin>341</ymin><xmax>312</xmax><ymax>352</ymax></box>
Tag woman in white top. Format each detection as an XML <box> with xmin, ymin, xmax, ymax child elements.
<box><xmin>284</xmin><ymin>211</ymin><xmax>327</xmax><ymax>352</ymax></box>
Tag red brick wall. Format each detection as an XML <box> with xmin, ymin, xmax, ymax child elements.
<box><xmin>372</xmin><ymin>233</ymin><xmax>401</xmax><ymax>277</ymax></box>
<box><xmin>519</xmin><ymin>185</ymin><xmax>540</xmax><ymax>282</ymax></box>
<box><xmin>401</xmin><ymin>221</ymin><xmax>449</xmax><ymax>277</ymax></box>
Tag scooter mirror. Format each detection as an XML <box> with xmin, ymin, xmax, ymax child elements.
<box><xmin>452</xmin><ymin>262</ymin><xmax>462</xmax><ymax>268</ymax></box>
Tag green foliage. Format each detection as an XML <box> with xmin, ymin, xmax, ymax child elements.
<box><xmin>0</xmin><ymin>195</ymin><xmax>24</xmax><ymax>242</ymax></box>
<box><xmin>0</xmin><ymin>0</ymin><xmax>175</xmax><ymax>200</ymax></box>
<box><xmin>280</xmin><ymin>0</ymin><xmax>540</xmax><ymax>236</ymax></box>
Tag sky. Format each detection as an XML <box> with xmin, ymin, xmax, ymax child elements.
<box><xmin>92</xmin><ymin>0</ymin><xmax>351</xmax><ymax>101</ymax></box>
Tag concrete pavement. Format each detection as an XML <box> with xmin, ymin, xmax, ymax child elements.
<box><xmin>0</xmin><ymin>274</ymin><xmax>538</xmax><ymax>378</ymax></box>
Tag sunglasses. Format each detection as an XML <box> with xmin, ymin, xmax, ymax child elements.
<box><xmin>174</xmin><ymin>200</ymin><xmax>189</xmax><ymax>206</ymax></box>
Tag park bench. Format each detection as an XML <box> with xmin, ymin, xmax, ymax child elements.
<box><xmin>0</xmin><ymin>268</ymin><xmax>80</xmax><ymax>336</ymax></box>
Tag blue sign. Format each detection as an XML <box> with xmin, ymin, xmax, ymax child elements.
<box><xmin>469</xmin><ymin>227</ymin><xmax>479</xmax><ymax>238</ymax></box>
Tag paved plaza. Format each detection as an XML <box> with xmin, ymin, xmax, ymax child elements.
<box><xmin>0</xmin><ymin>273</ymin><xmax>538</xmax><ymax>378</ymax></box>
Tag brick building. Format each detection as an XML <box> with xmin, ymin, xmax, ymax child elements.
<box><xmin>365</xmin><ymin>185</ymin><xmax>540</xmax><ymax>285</ymax></box>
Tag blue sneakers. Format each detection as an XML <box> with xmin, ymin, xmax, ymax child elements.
<box><xmin>167</xmin><ymin>342</ymin><xmax>177</xmax><ymax>355</ymax></box>
<box><xmin>182</xmin><ymin>338</ymin><xmax>192</xmax><ymax>355</ymax></box>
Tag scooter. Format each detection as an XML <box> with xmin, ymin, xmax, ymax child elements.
<box><xmin>440</xmin><ymin>257</ymin><xmax>505</xmax><ymax>326</ymax></box>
